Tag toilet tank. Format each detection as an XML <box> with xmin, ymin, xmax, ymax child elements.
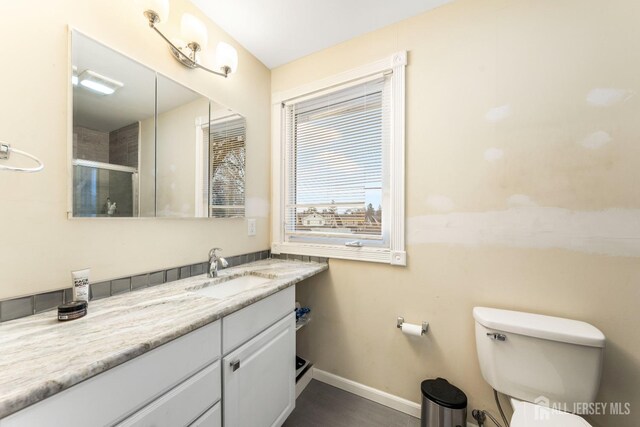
<box><xmin>473</xmin><ymin>307</ymin><xmax>605</xmax><ymax>407</ymax></box>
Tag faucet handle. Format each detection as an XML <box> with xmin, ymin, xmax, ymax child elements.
<box><xmin>209</xmin><ymin>247</ymin><xmax>223</xmax><ymax>258</ymax></box>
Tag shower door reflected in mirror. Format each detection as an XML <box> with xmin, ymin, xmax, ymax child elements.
<box><xmin>73</xmin><ymin>163</ymin><xmax>138</xmax><ymax>217</ymax></box>
<box><xmin>71</xmin><ymin>31</ymin><xmax>154</xmax><ymax>217</ymax></box>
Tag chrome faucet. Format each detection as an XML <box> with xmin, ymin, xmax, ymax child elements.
<box><xmin>208</xmin><ymin>248</ymin><xmax>228</xmax><ymax>278</ymax></box>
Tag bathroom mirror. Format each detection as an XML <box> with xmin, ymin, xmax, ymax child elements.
<box><xmin>70</xmin><ymin>31</ymin><xmax>246</xmax><ymax>218</ymax></box>
<box><xmin>71</xmin><ymin>31</ymin><xmax>155</xmax><ymax>217</ymax></box>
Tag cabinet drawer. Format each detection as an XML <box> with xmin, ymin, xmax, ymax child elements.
<box><xmin>117</xmin><ymin>361</ymin><xmax>221</xmax><ymax>427</ymax></box>
<box><xmin>222</xmin><ymin>286</ymin><xmax>294</xmax><ymax>354</ymax></box>
<box><xmin>190</xmin><ymin>402</ymin><xmax>221</xmax><ymax>427</ymax></box>
<box><xmin>0</xmin><ymin>321</ymin><xmax>221</xmax><ymax>427</ymax></box>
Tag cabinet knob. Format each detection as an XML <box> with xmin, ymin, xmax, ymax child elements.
<box><xmin>230</xmin><ymin>360</ymin><xmax>241</xmax><ymax>372</ymax></box>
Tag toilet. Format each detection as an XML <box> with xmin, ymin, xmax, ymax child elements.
<box><xmin>473</xmin><ymin>307</ymin><xmax>606</xmax><ymax>426</ymax></box>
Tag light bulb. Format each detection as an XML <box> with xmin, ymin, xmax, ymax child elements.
<box><xmin>216</xmin><ymin>42</ymin><xmax>238</xmax><ymax>74</ymax></box>
<box><xmin>181</xmin><ymin>13</ymin><xmax>208</xmax><ymax>49</ymax></box>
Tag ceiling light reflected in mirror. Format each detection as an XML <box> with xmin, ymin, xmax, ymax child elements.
<box><xmin>78</xmin><ymin>70</ymin><xmax>124</xmax><ymax>96</ymax></box>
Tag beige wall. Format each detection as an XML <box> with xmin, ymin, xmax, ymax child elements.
<box><xmin>274</xmin><ymin>1</ymin><xmax>640</xmax><ymax>426</ymax></box>
<box><xmin>0</xmin><ymin>0</ymin><xmax>271</xmax><ymax>299</ymax></box>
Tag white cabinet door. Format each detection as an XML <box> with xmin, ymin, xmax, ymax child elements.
<box><xmin>223</xmin><ymin>313</ymin><xmax>295</xmax><ymax>427</ymax></box>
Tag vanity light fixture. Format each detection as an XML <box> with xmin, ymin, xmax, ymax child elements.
<box><xmin>140</xmin><ymin>0</ymin><xmax>238</xmax><ymax>78</ymax></box>
<box><xmin>78</xmin><ymin>70</ymin><xmax>124</xmax><ymax>96</ymax></box>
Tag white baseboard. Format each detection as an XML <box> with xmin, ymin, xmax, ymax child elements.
<box><xmin>313</xmin><ymin>368</ymin><xmax>421</xmax><ymax>418</ymax></box>
<box><xmin>312</xmin><ymin>368</ymin><xmax>478</xmax><ymax>427</ymax></box>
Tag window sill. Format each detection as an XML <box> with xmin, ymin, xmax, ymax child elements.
<box><xmin>272</xmin><ymin>242</ymin><xmax>406</xmax><ymax>266</ymax></box>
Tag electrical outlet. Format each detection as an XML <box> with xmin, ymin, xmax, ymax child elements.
<box><xmin>247</xmin><ymin>218</ymin><xmax>256</xmax><ymax>236</ymax></box>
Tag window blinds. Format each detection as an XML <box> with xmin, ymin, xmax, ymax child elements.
<box><xmin>284</xmin><ymin>76</ymin><xmax>390</xmax><ymax>241</ymax></box>
<box><xmin>209</xmin><ymin>116</ymin><xmax>246</xmax><ymax>218</ymax></box>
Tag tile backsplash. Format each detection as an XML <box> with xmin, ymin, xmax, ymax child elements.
<box><xmin>0</xmin><ymin>249</ymin><xmax>272</xmax><ymax>323</ymax></box>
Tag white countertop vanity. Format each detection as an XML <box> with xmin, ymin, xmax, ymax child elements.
<box><xmin>0</xmin><ymin>259</ymin><xmax>327</xmax><ymax>427</ymax></box>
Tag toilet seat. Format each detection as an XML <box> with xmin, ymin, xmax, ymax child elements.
<box><xmin>511</xmin><ymin>400</ymin><xmax>592</xmax><ymax>427</ymax></box>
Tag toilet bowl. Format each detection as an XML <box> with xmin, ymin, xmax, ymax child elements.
<box><xmin>473</xmin><ymin>307</ymin><xmax>605</xmax><ymax>427</ymax></box>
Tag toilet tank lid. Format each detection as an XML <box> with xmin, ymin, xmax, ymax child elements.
<box><xmin>473</xmin><ymin>307</ymin><xmax>605</xmax><ymax>348</ymax></box>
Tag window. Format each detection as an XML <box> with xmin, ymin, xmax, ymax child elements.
<box><xmin>285</xmin><ymin>78</ymin><xmax>387</xmax><ymax>243</ymax></box>
<box><xmin>272</xmin><ymin>52</ymin><xmax>406</xmax><ymax>265</ymax></box>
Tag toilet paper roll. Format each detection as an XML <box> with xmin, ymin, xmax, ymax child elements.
<box><xmin>401</xmin><ymin>322</ymin><xmax>423</xmax><ymax>337</ymax></box>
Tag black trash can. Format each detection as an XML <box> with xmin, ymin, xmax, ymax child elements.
<box><xmin>420</xmin><ymin>378</ymin><xmax>467</xmax><ymax>427</ymax></box>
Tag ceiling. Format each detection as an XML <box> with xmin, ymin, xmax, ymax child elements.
<box><xmin>190</xmin><ymin>0</ymin><xmax>453</xmax><ymax>69</ymax></box>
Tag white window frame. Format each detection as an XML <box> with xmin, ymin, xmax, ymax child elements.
<box><xmin>195</xmin><ymin>114</ymin><xmax>208</xmax><ymax>218</ymax></box>
<box><xmin>271</xmin><ymin>51</ymin><xmax>407</xmax><ymax>266</ymax></box>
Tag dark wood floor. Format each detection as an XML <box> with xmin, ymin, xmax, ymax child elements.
<box><xmin>284</xmin><ymin>380</ymin><xmax>421</xmax><ymax>427</ymax></box>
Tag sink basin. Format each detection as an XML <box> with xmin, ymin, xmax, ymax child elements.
<box><xmin>191</xmin><ymin>275</ymin><xmax>271</xmax><ymax>299</ymax></box>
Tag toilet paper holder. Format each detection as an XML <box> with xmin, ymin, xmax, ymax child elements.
<box><xmin>397</xmin><ymin>316</ymin><xmax>429</xmax><ymax>335</ymax></box>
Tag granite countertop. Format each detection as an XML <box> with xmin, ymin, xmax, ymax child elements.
<box><xmin>0</xmin><ymin>259</ymin><xmax>327</xmax><ymax>419</ymax></box>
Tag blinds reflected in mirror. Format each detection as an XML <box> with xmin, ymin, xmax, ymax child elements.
<box><xmin>208</xmin><ymin>115</ymin><xmax>246</xmax><ymax>218</ymax></box>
